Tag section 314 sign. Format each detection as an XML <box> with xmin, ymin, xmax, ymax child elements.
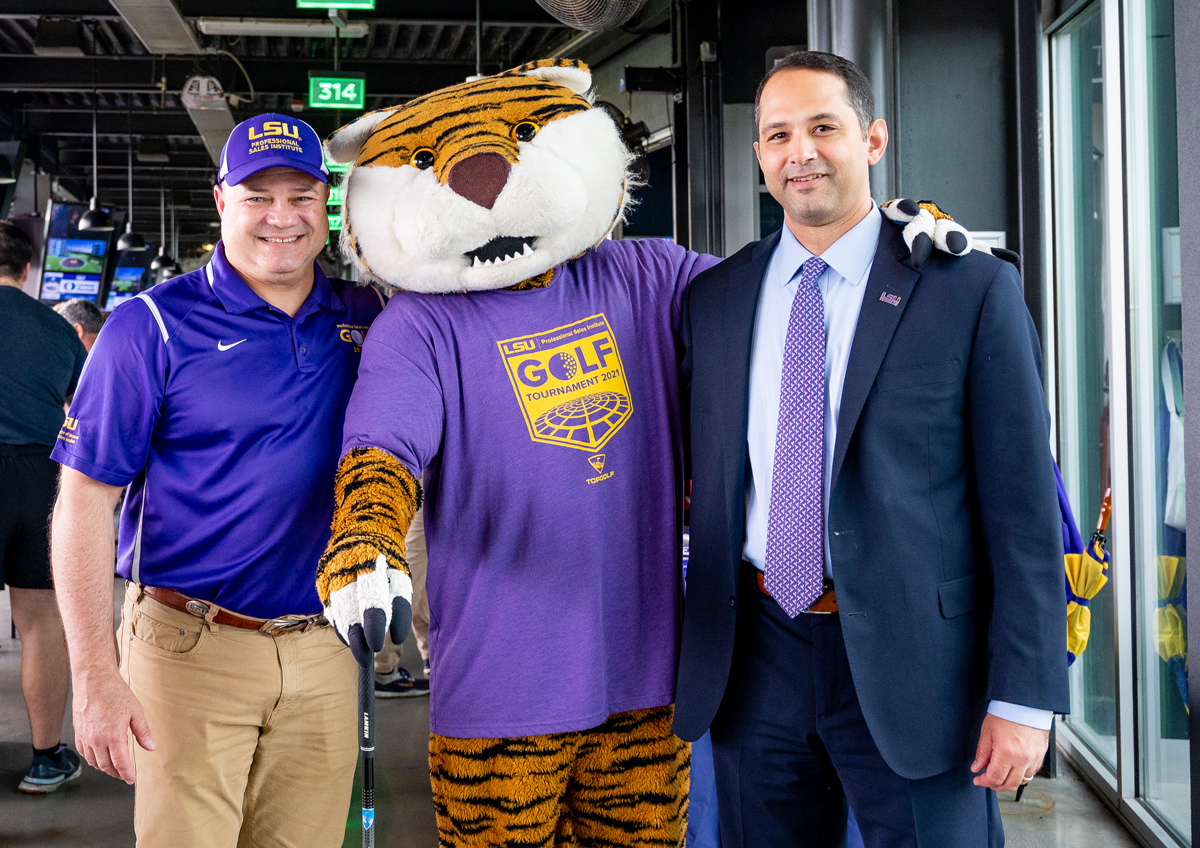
<box><xmin>308</xmin><ymin>72</ymin><xmax>366</xmax><ymax>110</ymax></box>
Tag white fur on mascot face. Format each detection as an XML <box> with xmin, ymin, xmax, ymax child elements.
<box><xmin>326</xmin><ymin>61</ymin><xmax>633</xmax><ymax>293</ymax></box>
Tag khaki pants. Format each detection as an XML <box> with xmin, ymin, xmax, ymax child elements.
<box><xmin>375</xmin><ymin>505</ymin><xmax>430</xmax><ymax>674</ymax></box>
<box><xmin>118</xmin><ymin>582</ymin><xmax>358</xmax><ymax>848</ymax></box>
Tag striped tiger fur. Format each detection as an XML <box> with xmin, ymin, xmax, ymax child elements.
<box><xmin>350</xmin><ymin>59</ymin><xmax>592</xmax><ymax>178</ymax></box>
<box><xmin>315</xmin><ymin>446</ymin><xmax>423</xmax><ymax>604</ymax></box>
<box><xmin>430</xmin><ymin>706</ymin><xmax>689</xmax><ymax>848</ymax></box>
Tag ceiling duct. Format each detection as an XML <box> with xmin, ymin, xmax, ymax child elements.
<box><xmin>181</xmin><ymin>75</ymin><xmax>236</xmax><ymax>166</ymax></box>
<box><xmin>33</xmin><ymin>20</ymin><xmax>86</xmax><ymax>57</ymax></box>
<box><xmin>108</xmin><ymin>0</ymin><xmax>201</xmax><ymax>55</ymax></box>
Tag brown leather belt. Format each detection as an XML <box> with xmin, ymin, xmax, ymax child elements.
<box><xmin>140</xmin><ymin>586</ymin><xmax>328</xmax><ymax>636</ymax></box>
<box><xmin>755</xmin><ymin>570</ymin><xmax>839</xmax><ymax>613</ymax></box>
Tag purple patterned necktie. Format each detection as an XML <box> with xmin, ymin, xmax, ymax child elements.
<box><xmin>764</xmin><ymin>255</ymin><xmax>828</xmax><ymax>617</ymax></box>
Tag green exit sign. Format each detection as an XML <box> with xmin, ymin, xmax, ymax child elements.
<box><xmin>298</xmin><ymin>0</ymin><xmax>374</xmax><ymax>8</ymax></box>
<box><xmin>308</xmin><ymin>73</ymin><xmax>365</xmax><ymax>110</ymax></box>
<box><xmin>327</xmin><ymin>185</ymin><xmax>344</xmax><ymax>206</ymax></box>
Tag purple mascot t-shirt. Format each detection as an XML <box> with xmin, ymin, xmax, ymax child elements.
<box><xmin>344</xmin><ymin>238</ymin><xmax>718</xmax><ymax>738</ymax></box>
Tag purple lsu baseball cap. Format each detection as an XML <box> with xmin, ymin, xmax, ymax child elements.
<box><xmin>218</xmin><ymin>113</ymin><xmax>329</xmax><ymax>186</ymax></box>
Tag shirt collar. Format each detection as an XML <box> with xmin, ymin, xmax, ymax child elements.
<box><xmin>775</xmin><ymin>203</ymin><xmax>882</xmax><ymax>289</ymax></box>
<box><xmin>207</xmin><ymin>241</ymin><xmax>346</xmax><ymax>316</ymax></box>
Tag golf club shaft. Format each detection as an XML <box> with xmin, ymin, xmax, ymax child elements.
<box><xmin>359</xmin><ymin>662</ymin><xmax>376</xmax><ymax>848</ymax></box>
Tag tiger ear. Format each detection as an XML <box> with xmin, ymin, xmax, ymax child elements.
<box><xmin>325</xmin><ymin>108</ymin><xmax>393</xmax><ymax>164</ymax></box>
<box><xmin>514</xmin><ymin>59</ymin><xmax>592</xmax><ymax>95</ymax></box>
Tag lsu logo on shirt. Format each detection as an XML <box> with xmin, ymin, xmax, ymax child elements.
<box><xmin>498</xmin><ymin>314</ymin><xmax>632</xmax><ymax>453</ymax></box>
<box><xmin>57</xmin><ymin>415</ymin><xmax>80</xmax><ymax>445</ymax></box>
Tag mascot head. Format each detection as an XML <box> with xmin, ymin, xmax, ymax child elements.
<box><xmin>327</xmin><ymin>59</ymin><xmax>633</xmax><ymax>293</ymax></box>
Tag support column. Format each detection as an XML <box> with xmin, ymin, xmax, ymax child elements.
<box><xmin>677</xmin><ymin>0</ymin><xmax>722</xmax><ymax>255</ymax></box>
<box><xmin>807</xmin><ymin>0</ymin><xmax>896</xmax><ymax>202</ymax></box>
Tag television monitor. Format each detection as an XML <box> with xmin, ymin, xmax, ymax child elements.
<box><xmin>37</xmin><ymin>201</ymin><xmax>121</xmax><ymax>304</ymax></box>
<box><xmin>102</xmin><ymin>246</ymin><xmax>155</xmax><ymax>311</ymax></box>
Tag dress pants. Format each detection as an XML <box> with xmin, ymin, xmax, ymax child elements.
<box><xmin>709</xmin><ymin>565</ymin><xmax>1003</xmax><ymax>848</ymax></box>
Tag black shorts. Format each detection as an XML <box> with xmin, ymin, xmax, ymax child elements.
<box><xmin>0</xmin><ymin>444</ymin><xmax>58</xmax><ymax>591</ymax></box>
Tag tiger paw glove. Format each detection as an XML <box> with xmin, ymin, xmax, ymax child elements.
<box><xmin>881</xmin><ymin>198</ymin><xmax>1013</xmax><ymax>268</ymax></box>
<box><xmin>316</xmin><ymin>447</ymin><xmax>422</xmax><ymax>667</ymax></box>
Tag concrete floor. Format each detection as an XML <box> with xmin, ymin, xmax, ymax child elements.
<box><xmin>0</xmin><ymin>582</ymin><xmax>1148</xmax><ymax>847</ymax></box>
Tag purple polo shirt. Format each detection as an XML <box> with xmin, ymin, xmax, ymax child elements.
<box><xmin>343</xmin><ymin>238</ymin><xmax>718</xmax><ymax>737</ymax></box>
<box><xmin>52</xmin><ymin>243</ymin><xmax>384</xmax><ymax>619</ymax></box>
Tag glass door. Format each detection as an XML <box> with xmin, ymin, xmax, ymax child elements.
<box><xmin>1126</xmin><ymin>0</ymin><xmax>1189</xmax><ymax>839</ymax></box>
<box><xmin>1051</xmin><ymin>1</ymin><xmax>1118</xmax><ymax>769</ymax></box>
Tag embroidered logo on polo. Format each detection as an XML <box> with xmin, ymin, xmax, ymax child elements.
<box><xmin>217</xmin><ymin>339</ymin><xmax>247</xmax><ymax>351</ymax></box>
<box><xmin>337</xmin><ymin>323</ymin><xmax>371</xmax><ymax>352</ymax></box>
<box><xmin>498</xmin><ymin>314</ymin><xmax>632</xmax><ymax>458</ymax></box>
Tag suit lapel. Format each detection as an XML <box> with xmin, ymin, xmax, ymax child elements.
<box><xmin>830</xmin><ymin>225</ymin><xmax>921</xmax><ymax>490</ymax></box>
<box><xmin>720</xmin><ymin>231</ymin><xmax>780</xmax><ymax>531</ymax></box>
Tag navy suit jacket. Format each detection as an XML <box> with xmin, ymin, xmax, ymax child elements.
<box><xmin>673</xmin><ymin>222</ymin><xmax>1070</xmax><ymax>780</ymax></box>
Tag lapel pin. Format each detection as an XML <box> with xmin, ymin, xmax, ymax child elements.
<box><xmin>880</xmin><ymin>292</ymin><xmax>902</xmax><ymax>307</ymax></box>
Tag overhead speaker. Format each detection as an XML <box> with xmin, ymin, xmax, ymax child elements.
<box><xmin>534</xmin><ymin>0</ymin><xmax>647</xmax><ymax>32</ymax></box>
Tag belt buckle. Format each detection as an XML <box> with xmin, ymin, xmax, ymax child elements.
<box><xmin>260</xmin><ymin>615</ymin><xmax>326</xmax><ymax>636</ymax></box>
<box><xmin>802</xmin><ymin>581</ymin><xmax>837</xmax><ymax>615</ymax></box>
<box><xmin>185</xmin><ymin>600</ymin><xmax>210</xmax><ymax>617</ymax></box>
<box><xmin>260</xmin><ymin>618</ymin><xmax>308</xmax><ymax>636</ymax></box>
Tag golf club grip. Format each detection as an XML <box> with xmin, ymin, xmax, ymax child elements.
<box><xmin>359</xmin><ymin>663</ymin><xmax>376</xmax><ymax>848</ymax></box>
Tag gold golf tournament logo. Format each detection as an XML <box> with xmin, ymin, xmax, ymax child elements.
<box><xmin>498</xmin><ymin>314</ymin><xmax>632</xmax><ymax>453</ymax></box>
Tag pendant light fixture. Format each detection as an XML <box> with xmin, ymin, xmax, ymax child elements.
<box><xmin>116</xmin><ymin>102</ymin><xmax>146</xmax><ymax>250</ymax></box>
<box><xmin>79</xmin><ymin>87</ymin><xmax>114</xmax><ymax>231</ymax></box>
<box><xmin>150</xmin><ymin>176</ymin><xmax>174</xmax><ymax>271</ymax></box>
<box><xmin>166</xmin><ymin>202</ymin><xmax>182</xmax><ymax>275</ymax></box>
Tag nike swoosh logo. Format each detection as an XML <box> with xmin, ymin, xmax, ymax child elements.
<box><xmin>217</xmin><ymin>339</ymin><xmax>247</xmax><ymax>351</ymax></box>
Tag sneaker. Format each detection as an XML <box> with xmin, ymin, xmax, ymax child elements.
<box><xmin>19</xmin><ymin>746</ymin><xmax>82</xmax><ymax>794</ymax></box>
<box><xmin>375</xmin><ymin>666</ymin><xmax>430</xmax><ymax>699</ymax></box>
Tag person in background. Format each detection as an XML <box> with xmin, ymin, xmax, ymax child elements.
<box><xmin>49</xmin><ymin>114</ymin><xmax>385</xmax><ymax>847</ymax></box>
<box><xmin>0</xmin><ymin>220</ymin><xmax>87</xmax><ymax>794</ymax></box>
<box><xmin>53</xmin><ymin>299</ymin><xmax>104</xmax><ymax>352</ymax></box>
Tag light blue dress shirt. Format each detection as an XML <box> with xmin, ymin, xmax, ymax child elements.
<box><xmin>741</xmin><ymin>205</ymin><xmax>1052</xmax><ymax>732</ymax></box>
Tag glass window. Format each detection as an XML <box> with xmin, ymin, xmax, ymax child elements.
<box><xmin>1126</xmin><ymin>0</ymin><xmax>1188</xmax><ymax>838</ymax></box>
<box><xmin>1052</xmin><ymin>1</ymin><xmax>1118</xmax><ymax>768</ymax></box>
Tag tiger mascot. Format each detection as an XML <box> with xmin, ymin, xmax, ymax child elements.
<box><xmin>313</xmin><ymin>58</ymin><xmax>974</xmax><ymax>847</ymax></box>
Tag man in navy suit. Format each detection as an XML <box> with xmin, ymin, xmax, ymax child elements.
<box><xmin>673</xmin><ymin>51</ymin><xmax>1068</xmax><ymax>847</ymax></box>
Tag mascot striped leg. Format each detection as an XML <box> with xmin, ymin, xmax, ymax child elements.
<box><xmin>430</xmin><ymin>706</ymin><xmax>689</xmax><ymax>848</ymax></box>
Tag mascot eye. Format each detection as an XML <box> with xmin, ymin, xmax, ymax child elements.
<box><xmin>512</xmin><ymin>121</ymin><xmax>540</xmax><ymax>143</ymax></box>
<box><xmin>410</xmin><ymin>149</ymin><xmax>436</xmax><ymax>170</ymax></box>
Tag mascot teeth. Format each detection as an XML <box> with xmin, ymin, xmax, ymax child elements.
<box><xmin>466</xmin><ymin>236</ymin><xmax>536</xmax><ymax>268</ymax></box>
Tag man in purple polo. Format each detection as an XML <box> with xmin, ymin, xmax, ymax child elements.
<box><xmin>49</xmin><ymin>114</ymin><xmax>384</xmax><ymax>847</ymax></box>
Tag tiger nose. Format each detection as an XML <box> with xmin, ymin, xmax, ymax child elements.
<box><xmin>447</xmin><ymin>152</ymin><xmax>511</xmax><ymax>210</ymax></box>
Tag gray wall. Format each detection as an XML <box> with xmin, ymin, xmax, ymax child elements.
<box><xmin>894</xmin><ymin>0</ymin><xmax>1011</xmax><ymax>236</ymax></box>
